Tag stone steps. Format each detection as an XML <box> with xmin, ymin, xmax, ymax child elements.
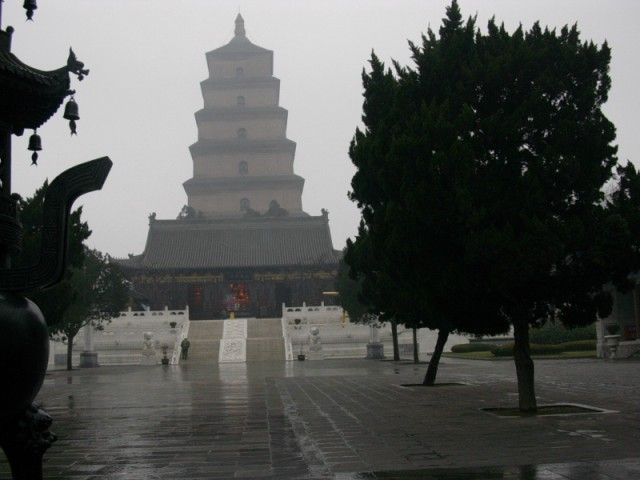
<box><xmin>246</xmin><ymin>318</ymin><xmax>285</xmax><ymax>362</ymax></box>
<box><xmin>185</xmin><ymin>320</ymin><xmax>224</xmax><ymax>364</ymax></box>
<box><xmin>184</xmin><ymin>318</ymin><xmax>287</xmax><ymax>364</ymax></box>
<box><xmin>188</xmin><ymin>320</ymin><xmax>224</xmax><ymax>340</ymax></box>
<box><xmin>247</xmin><ymin>318</ymin><xmax>283</xmax><ymax>338</ymax></box>
<box><xmin>246</xmin><ymin>338</ymin><xmax>285</xmax><ymax>362</ymax></box>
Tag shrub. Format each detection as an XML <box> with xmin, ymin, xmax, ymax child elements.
<box><xmin>451</xmin><ymin>343</ymin><xmax>497</xmax><ymax>353</ymax></box>
<box><xmin>605</xmin><ymin>324</ymin><xmax>620</xmax><ymax>335</ymax></box>
<box><xmin>491</xmin><ymin>344</ymin><xmax>514</xmax><ymax>357</ymax></box>
<box><xmin>529</xmin><ymin>322</ymin><xmax>596</xmax><ymax>345</ymax></box>
<box><xmin>491</xmin><ymin>343</ymin><xmax>565</xmax><ymax>357</ymax></box>
<box><xmin>559</xmin><ymin>340</ymin><xmax>597</xmax><ymax>352</ymax></box>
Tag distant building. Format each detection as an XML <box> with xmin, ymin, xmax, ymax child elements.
<box><xmin>118</xmin><ymin>15</ymin><xmax>339</xmax><ymax>319</ymax></box>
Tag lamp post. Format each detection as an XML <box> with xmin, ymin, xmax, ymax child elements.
<box><xmin>0</xmin><ymin>3</ymin><xmax>112</xmax><ymax>479</ymax></box>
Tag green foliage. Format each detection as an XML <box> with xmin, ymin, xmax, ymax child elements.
<box><xmin>16</xmin><ymin>181</ymin><xmax>128</xmax><ymax>370</ymax></box>
<box><xmin>16</xmin><ymin>182</ymin><xmax>91</xmax><ymax>327</ymax></box>
<box><xmin>529</xmin><ymin>322</ymin><xmax>596</xmax><ymax>344</ymax></box>
<box><xmin>347</xmin><ymin>0</ymin><xmax>640</xmax><ymax>337</ymax></box>
<box><xmin>605</xmin><ymin>324</ymin><xmax>621</xmax><ymax>335</ymax></box>
<box><xmin>335</xmin><ymin>254</ymin><xmax>370</xmax><ymax>324</ymax></box>
<box><xmin>347</xmin><ymin>0</ymin><xmax>640</xmax><ymax>406</ymax></box>
<box><xmin>559</xmin><ymin>340</ymin><xmax>597</xmax><ymax>352</ymax></box>
<box><xmin>450</xmin><ymin>343</ymin><xmax>496</xmax><ymax>353</ymax></box>
<box><xmin>491</xmin><ymin>340</ymin><xmax>595</xmax><ymax>356</ymax></box>
<box><xmin>49</xmin><ymin>248</ymin><xmax>129</xmax><ymax>343</ymax></box>
<box><xmin>492</xmin><ymin>343</ymin><xmax>563</xmax><ymax>357</ymax></box>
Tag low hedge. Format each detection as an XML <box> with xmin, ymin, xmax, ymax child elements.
<box><xmin>491</xmin><ymin>343</ymin><xmax>564</xmax><ymax>357</ymax></box>
<box><xmin>558</xmin><ymin>340</ymin><xmax>597</xmax><ymax>352</ymax></box>
<box><xmin>451</xmin><ymin>343</ymin><xmax>497</xmax><ymax>353</ymax></box>
<box><xmin>529</xmin><ymin>322</ymin><xmax>596</xmax><ymax>344</ymax></box>
<box><xmin>491</xmin><ymin>340</ymin><xmax>596</xmax><ymax>357</ymax></box>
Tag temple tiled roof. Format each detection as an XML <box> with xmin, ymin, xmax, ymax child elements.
<box><xmin>0</xmin><ymin>33</ymin><xmax>71</xmax><ymax>131</ymax></box>
<box><xmin>116</xmin><ymin>215</ymin><xmax>339</xmax><ymax>271</ymax></box>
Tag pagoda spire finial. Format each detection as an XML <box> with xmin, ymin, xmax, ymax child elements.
<box><xmin>234</xmin><ymin>13</ymin><xmax>246</xmax><ymax>37</ymax></box>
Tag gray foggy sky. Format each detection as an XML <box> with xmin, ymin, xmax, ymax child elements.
<box><xmin>3</xmin><ymin>1</ymin><xmax>639</xmax><ymax>257</ymax></box>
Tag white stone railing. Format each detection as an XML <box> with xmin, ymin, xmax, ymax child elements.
<box><xmin>282</xmin><ymin>302</ymin><xmax>344</xmax><ymax>325</ymax></box>
<box><xmin>51</xmin><ymin>305</ymin><xmax>189</xmax><ymax>368</ymax></box>
<box><xmin>172</xmin><ymin>318</ymin><xmax>191</xmax><ymax>365</ymax></box>
<box><xmin>281</xmin><ymin>316</ymin><xmax>293</xmax><ymax>360</ymax></box>
<box><xmin>116</xmin><ymin>305</ymin><xmax>189</xmax><ymax>320</ymax></box>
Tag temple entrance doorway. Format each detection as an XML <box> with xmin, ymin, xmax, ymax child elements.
<box><xmin>275</xmin><ymin>283</ymin><xmax>291</xmax><ymax>317</ymax></box>
<box><xmin>188</xmin><ymin>284</ymin><xmax>206</xmax><ymax>319</ymax></box>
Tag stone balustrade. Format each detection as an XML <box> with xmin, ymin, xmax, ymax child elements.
<box><xmin>49</xmin><ymin>306</ymin><xmax>190</xmax><ymax>368</ymax></box>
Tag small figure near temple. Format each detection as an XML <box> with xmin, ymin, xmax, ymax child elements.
<box><xmin>180</xmin><ymin>338</ymin><xmax>191</xmax><ymax>360</ymax></box>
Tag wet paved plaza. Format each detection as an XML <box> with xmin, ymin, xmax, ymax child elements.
<box><xmin>1</xmin><ymin>357</ymin><xmax>639</xmax><ymax>479</ymax></box>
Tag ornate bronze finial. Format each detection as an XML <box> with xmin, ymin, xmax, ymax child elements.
<box><xmin>66</xmin><ymin>48</ymin><xmax>89</xmax><ymax>81</ymax></box>
<box><xmin>23</xmin><ymin>0</ymin><xmax>37</xmax><ymax>21</ymax></box>
<box><xmin>234</xmin><ymin>13</ymin><xmax>245</xmax><ymax>37</ymax></box>
<box><xmin>27</xmin><ymin>131</ymin><xmax>41</xmax><ymax>165</ymax></box>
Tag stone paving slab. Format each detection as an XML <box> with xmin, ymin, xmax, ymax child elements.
<box><xmin>1</xmin><ymin>357</ymin><xmax>639</xmax><ymax>479</ymax></box>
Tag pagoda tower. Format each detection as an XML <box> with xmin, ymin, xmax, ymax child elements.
<box><xmin>118</xmin><ymin>15</ymin><xmax>339</xmax><ymax>320</ymax></box>
<box><xmin>184</xmin><ymin>14</ymin><xmax>305</xmax><ymax>217</ymax></box>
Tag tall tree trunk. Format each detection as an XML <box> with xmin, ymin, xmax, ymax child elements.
<box><xmin>391</xmin><ymin>321</ymin><xmax>399</xmax><ymax>361</ymax></box>
<box><xmin>66</xmin><ymin>335</ymin><xmax>74</xmax><ymax>371</ymax></box>
<box><xmin>513</xmin><ymin>318</ymin><xmax>537</xmax><ymax>412</ymax></box>
<box><xmin>423</xmin><ymin>329</ymin><xmax>449</xmax><ymax>385</ymax></box>
<box><xmin>412</xmin><ymin>327</ymin><xmax>419</xmax><ymax>363</ymax></box>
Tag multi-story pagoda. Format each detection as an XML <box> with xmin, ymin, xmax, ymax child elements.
<box><xmin>119</xmin><ymin>15</ymin><xmax>339</xmax><ymax>319</ymax></box>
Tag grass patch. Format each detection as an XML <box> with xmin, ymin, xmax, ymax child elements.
<box><xmin>400</xmin><ymin>382</ymin><xmax>467</xmax><ymax>388</ymax></box>
<box><xmin>450</xmin><ymin>342</ymin><xmax>496</xmax><ymax>353</ymax></box>
<box><xmin>443</xmin><ymin>350</ymin><xmax>596</xmax><ymax>361</ymax></box>
<box><xmin>443</xmin><ymin>351</ymin><xmax>500</xmax><ymax>360</ymax></box>
<box><xmin>482</xmin><ymin>403</ymin><xmax>610</xmax><ymax>417</ymax></box>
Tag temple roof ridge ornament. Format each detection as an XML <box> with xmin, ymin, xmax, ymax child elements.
<box><xmin>207</xmin><ymin>14</ymin><xmax>270</xmax><ymax>56</ymax></box>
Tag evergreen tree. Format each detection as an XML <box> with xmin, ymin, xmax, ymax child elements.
<box><xmin>17</xmin><ymin>181</ymin><xmax>91</xmax><ymax>330</ymax></box>
<box><xmin>348</xmin><ymin>1</ymin><xmax>640</xmax><ymax>410</ymax></box>
<box><xmin>49</xmin><ymin>249</ymin><xmax>129</xmax><ymax>370</ymax></box>
<box><xmin>18</xmin><ymin>182</ymin><xmax>129</xmax><ymax>370</ymax></box>
<box><xmin>335</xmin><ymin>252</ymin><xmax>368</xmax><ymax>324</ymax></box>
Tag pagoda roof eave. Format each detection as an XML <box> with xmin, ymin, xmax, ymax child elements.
<box><xmin>206</xmin><ymin>37</ymin><xmax>271</xmax><ymax>57</ymax></box>
<box><xmin>183</xmin><ymin>174</ymin><xmax>305</xmax><ymax>194</ymax></box>
<box><xmin>189</xmin><ymin>138</ymin><xmax>296</xmax><ymax>156</ymax></box>
<box><xmin>195</xmin><ymin>106</ymin><xmax>287</xmax><ymax>122</ymax></box>
<box><xmin>200</xmin><ymin>76</ymin><xmax>279</xmax><ymax>90</ymax></box>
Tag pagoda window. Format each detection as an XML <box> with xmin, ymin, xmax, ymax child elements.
<box><xmin>237</xmin><ymin>128</ymin><xmax>247</xmax><ymax>139</ymax></box>
<box><xmin>236</xmin><ymin>67</ymin><xmax>244</xmax><ymax>78</ymax></box>
<box><xmin>240</xmin><ymin>198</ymin><xmax>250</xmax><ymax>211</ymax></box>
<box><xmin>239</xmin><ymin>161</ymin><xmax>248</xmax><ymax>175</ymax></box>
<box><xmin>237</xmin><ymin>96</ymin><xmax>245</xmax><ymax>107</ymax></box>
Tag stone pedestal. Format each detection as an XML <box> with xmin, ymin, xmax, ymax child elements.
<box><xmin>54</xmin><ymin>353</ymin><xmax>67</xmax><ymax>366</ymax></box>
<box><xmin>79</xmin><ymin>324</ymin><xmax>98</xmax><ymax>367</ymax></box>
<box><xmin>141</xmin><ymin>332</ymin><xmax>157</xmax><ymax>365</ymax></box>
<box><xmin>79</xmin><ymin>351</ymin><xmax>99</xmax><ymax>368</ymax></box>
<box><xmin>366</xmin><ymin>342</ymin><xmax>384</xmax><ymax>359</ymax></box>
<box><xmin>307</xmin><ymin>326</ymin><xmax>325</xmax><ymax>360</ymax></box>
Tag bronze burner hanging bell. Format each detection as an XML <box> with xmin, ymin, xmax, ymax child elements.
<box><xmin>64</xmin><ymin>97</ymin><xmax>80</xmax><ymax>135</ymax></box>
<box><xmin>23</xmin><ymin>0</ymin><xmax>37</xmax><ymax>20</ymax></box>
<box><xmin>28</xmin><ymin>131</ymin><xmax>42</xmax><ymax>165</ymax></box>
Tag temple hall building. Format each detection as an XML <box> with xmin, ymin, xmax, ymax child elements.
<box><xmin>118</xmin><ymin>15</ymin><xmax>339</xmax><ymax>319</ymax></box>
